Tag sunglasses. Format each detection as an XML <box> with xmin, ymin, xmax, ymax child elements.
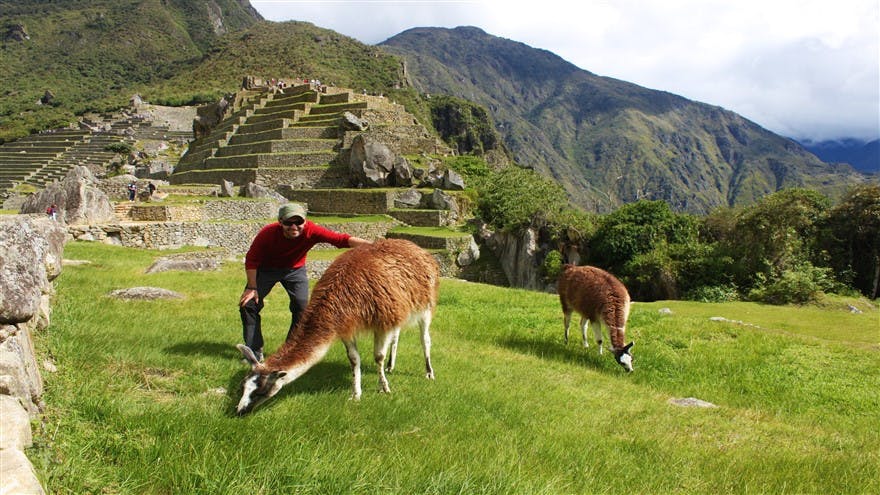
<box><xmin>281</xmin><ymin>217</ymin><xmax>305</xmax><ymax>227</ymax></box>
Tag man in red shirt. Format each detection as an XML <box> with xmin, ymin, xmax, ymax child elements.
<box><xmin>238</xmin><ymin>203</ymin><xmax>371</xmax><ymax>361</ymax></box>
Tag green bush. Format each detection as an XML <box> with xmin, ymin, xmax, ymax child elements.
<box><xmin>104</xmin><ymin>142</ymin><xmax>133</xmax><ymax>154</ymax></box>
<box><xmin>542</xmin><ymin>250</ymin><xmax>564</xmax><ymax>281</ymax></box>
<box><xmin>684</xmin><ymin>285</ymin><xmax>740</xmax><ymax>303</ymax></box>
<box><xmin>748</xmin><ymin>263</ymin><xmax>839</xmax><ymax>305</ymax></box>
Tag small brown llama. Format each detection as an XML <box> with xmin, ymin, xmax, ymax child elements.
<box><xmin>557</xmin><ymin>264</ymin><xmax>634</xmax><ymax>371</ymax></box>
<box><xmin>236</xmin><ymin>238</ymin><xmax>440</xmax><ymax>415</ymax></box>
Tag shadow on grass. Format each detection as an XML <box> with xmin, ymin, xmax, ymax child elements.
<box><xmin>498</xmin><ymin>334</ymin><xmax>611</xmax><ymax>372</ymax></box>
<box><xmin>165</xmin><ymin>340</ymin><xmax>240</xmax><ymax>359</ymax></box>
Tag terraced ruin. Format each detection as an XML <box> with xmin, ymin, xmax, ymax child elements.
<box><xmin>58</xmin><ymin>80</ymin><xmax>483</xmax><ymax>278</ymax></box>
<box><xmin>0</xmin><ymin>112</ymin><xmax>189</xmax><ymax>196</ymax></box>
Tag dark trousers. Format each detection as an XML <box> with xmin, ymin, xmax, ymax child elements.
<box><xmin>239</xmin><ymin>267</ymin><xmax>309</xmax><ymax>354</ymax></box>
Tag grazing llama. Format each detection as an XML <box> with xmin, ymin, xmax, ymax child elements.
<box><xmin>235</xmin><ymin>238</ymin><xmax>440</xmax><ymax>415</ymax></box>
<box><xmin>557</xmin><ymin>264</ymin><xmax>634</xmax><ymax>372</ymax></box>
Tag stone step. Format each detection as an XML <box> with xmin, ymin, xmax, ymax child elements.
<box><xmin>247</xmin><ymin>108</ymin><xmax>305</xmax><ymax>125</ymax></box>
<box><xmin>282</xmin><ymin>188</ymin><xmax>394</xmax><ymax>214</ymax></box>
<box><xmin>169</xmin><ymin>165</ymin><xmax>349</xmax><ymax>189</ymax></box>
<box><xmin>385</xmin><ymin>229</ymin><xmax>474</xmax><ymax>251</ymax></box>
<box><xmin>388</xmin><ymin>208</ymin><xmax>453</xmax><ymax>227</ymax></box>
<box><xmin>235</xmin><ymin>118</ymin><xmax>294</xmax><ymax>135</ymax></box>
<box><xmin>228</xmin><ymin>125</ymin><xmax>339</xmax><ymax>145</ymax></box>
<box><xmin>200</xmin><ymin>151</ymin><xmax>337</xmax><ymax>170</ymax></box>
<box><xmin>213</xmin><ymin>138</ymin><xmax>338</xmax><ymax>157</ymax></box>
<box><xmin>317</xmin><ymin>92</ymin><xmax>354</xmax><ymax>105</ymax></box>
<box><xmin>308</xmin><ymin>101</ymin><xmax>368</xmax><ymax>116</ymax></box>
<box><xmin>263</xmin><ymin>91</ymin><xmax>319</xmax><ymax>108</ymax></box>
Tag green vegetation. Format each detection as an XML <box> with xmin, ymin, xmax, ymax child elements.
<box><xmin>0</xmin><ymin>0</ymin><xmax>262</xmax><ymax>142</ymax></box>
<box><xmin>467</xmin><ymin>160</ymin><xmax>879</xmax><ymax>301</ymax></box>
<box><xmin>30</xmin><ymin>241</ymin><xmax>880</xmax><ymax>493</ymax></box>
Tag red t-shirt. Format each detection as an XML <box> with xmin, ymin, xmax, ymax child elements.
<box><xmin>244</xmin><ymin>221</ymin><xmax>351</xmax><ymax>270</ymax></box>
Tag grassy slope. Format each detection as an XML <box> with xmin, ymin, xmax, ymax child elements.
<box><xmin>30</xmin><ymin>242</ymin><xmax>879</xmax><ymax>494</ymax></box>
<box><xmin>0</xmin><ymin>0</ymin><xmax>263</xmax><ymax>142</ymax></box>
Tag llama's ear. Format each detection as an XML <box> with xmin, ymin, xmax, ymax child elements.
<box><xmin>623</xmin><ymin>342</ymin><xmax>634</xmax><ymax>352</ymax></box>
<box><xmin>237</xmin><ymin>344</ymin><xmax>260</xmax><ymax>366</ymax></box>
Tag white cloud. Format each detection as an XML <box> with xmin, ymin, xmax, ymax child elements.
<box><xmin>251</xmin><ymin>0</ymin><xmax>880</xmax><ymax>141</ymax></box>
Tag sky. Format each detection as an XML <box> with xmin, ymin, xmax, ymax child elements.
<box><xmin>250</xmin><ymin>0</ymin><xmax>880</xmax><ymax>143</ymax></box>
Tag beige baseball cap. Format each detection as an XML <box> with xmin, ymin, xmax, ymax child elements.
<box><xmin>278</xmin><ymin>203</ymin><xmax>307</xmax><ymax>222</ymax></box>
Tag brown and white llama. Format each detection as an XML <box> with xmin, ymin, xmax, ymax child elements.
<box><xmin>557</xmin><ymin>264</ymin><xmax>634</xmax><ymax>372</ymax></box>
<box><xmin>235</xmin><ymin>238</ymin><xmax>440</xmax><ymax>415</ymax></box>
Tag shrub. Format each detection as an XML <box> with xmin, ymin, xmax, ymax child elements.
<box><xmin>748</xmin><ymin>263</ymin><xmax>839</xmax><ymax>305</ymax></box>
<box><xmin>104</xmin><ymin>142</ymin><xmax>133</xmax><ymax>154</ymax></box>
<box><xmin>684</xmin><ymin>285</ymin><xmax>740</xmax><ymax>303</ymax></box>
<box><xmin>542</xmin><ymin>250</ymin><xmax>564</xmax><ymax>281</ymax></box>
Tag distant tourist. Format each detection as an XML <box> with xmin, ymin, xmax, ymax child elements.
<box><xmin>127</xmin><ymin>182</ymin><xmax>137</xmax><ymax>201</ymax></box>
<box><xmin>147</xmin><ymin>182</ymin><xmax>156</xmax><ymax>196</ymax></box>
<box><xmin>46</xmin><ymin>204</ymin><xmax>57</xmax><ymax>221</ymax></box>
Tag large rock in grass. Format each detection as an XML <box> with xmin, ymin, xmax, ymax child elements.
<box><xmin>19</xmin><ymin>166</ymin><xmax>114</xmax><ymax>224</ymax></box>
<box><xmin>0</xmin><ymin>215</ymin><xmax>66</xmax><ymax>324</ymax></box>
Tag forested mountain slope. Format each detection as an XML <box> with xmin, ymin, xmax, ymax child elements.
<box><xmin>381</xmin><ymin>26</ymin><xmax>867</xmax><ymax>213</ymax></box>
<box><xmin>0</xmin><ymin>0</ymin><xmax>263</xmax><ymax>142</ymax></box>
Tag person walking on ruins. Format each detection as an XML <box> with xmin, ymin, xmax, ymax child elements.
<box><xmin>238</xmin><ymin>203</ymin><xmax>372</xmax><ymax>361</ymax></box>
<box><xmin>127</xmin><ymin>182</ymin><xmax>137</xmax><ymax>201</ymax></box>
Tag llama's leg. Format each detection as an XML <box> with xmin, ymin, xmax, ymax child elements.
<box><xmin>374</xmin><ymin>330</ymin><xmax>396</xmax><ymax>393</ymax></box>
<box><xmin>563</xmin><ymin>310</ymin><xmax>572</xmax><ymax>344</ymax></box>
<box><xmin>420</xmin><ymin>309</ymin><xmax>435</xmax><ymax>380</ymax></box>
<box><xmin>342</xmin><ymin>337</ymin><xmax>362</xmax><ymax>400</ymax></box>
<box><xmin>591</xmin><ymin>321</ymin><xmax>604</xmax><ymax>355</ymax></box>
<box><xmin>385</xmin><ymin>328</ymin><xmax>401</xmax><ymax>373</ymax></box>
<box><xmin>580</xmin><ymin>316</ymin><xmax>590</xmax><ymax>348</ymax></box>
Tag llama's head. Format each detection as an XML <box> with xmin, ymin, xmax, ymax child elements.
<box><xmin>235</xmin><ymin>344</ymin><xmax>287</xmax><ymax>416</ymax></box>
<box><xmin>612</xmin><ymin>342</ymin><xmax>634</xmax><ymax>372</ymax></box>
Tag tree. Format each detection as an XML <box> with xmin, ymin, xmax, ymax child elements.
<box><xmin>820</xmin><ymin>184</ymin><xmax>880</xmax><ymax>299</ymax></box>
<box><xmin>725</xmin><ymin>188</ymin><xmax>831</xmax><ymax>289</ymax></box>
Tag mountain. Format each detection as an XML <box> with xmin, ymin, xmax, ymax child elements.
<box><xmin>381</xmin><ymin>26</ymin><xmax>867</xmax><ymax>213</ymax></box>
<box><xmin>799</xmin><ymin>138</ymin><xmax>879</xmax><ymax>175</ymax></box>
<box><xmin>0</xmin><ymin>0</ymin><xmax>263</xmax><ymax>142</ymax></box>
<box><xmin>1</xmin><ymin>6</ymin><xmax>870</xmax><ymax>215</ymax></box>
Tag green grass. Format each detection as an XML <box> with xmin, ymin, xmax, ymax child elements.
<box><xmin>30</xmin><ymin>241</ymin><xmax>879</xmax><ymax>494</ymax></box>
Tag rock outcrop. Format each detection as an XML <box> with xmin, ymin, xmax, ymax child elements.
<box><xmin>0</xmin><ymin>215</ymin><xmax>65</xmax><ymax>495</ymax></box>
<box><xmin>19</xmin><ymin>166</ymin><xmax>115</xmax><ymax>224</ymax></box>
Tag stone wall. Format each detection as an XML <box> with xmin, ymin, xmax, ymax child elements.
<box><xmin>129</xmin><ymin>199</ymin><xmax>279</xmax><ymax>222</ymax></box>
<box><xmin>0</xmin><ymin>215</ymin><xmax>65</xmax><ymax>495</ymax></box>
<box><xmin>67</xmin><ymin>218</ymin><xmax>401</xmax><ymax>253</ymax></box>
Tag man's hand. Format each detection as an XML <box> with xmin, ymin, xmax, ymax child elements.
<box><xmin>239</xmin><ymin>287</ymin><xmax>259</xmax><ymax>307</ymax></box>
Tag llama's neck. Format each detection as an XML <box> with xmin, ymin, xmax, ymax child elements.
<box><xmin>267</xmin><ymin>339</ymin><xmax>333</xmax><ymax>385</ymax></box>
<box><xmin>265</xmin><ymin>310</ymin><xmax>341</xmax><ymax>374</ymax></box>
<box><xmin>608</xmin><ymin>326</ymin><xmax>626</xmax><ymax>350</ymax></box>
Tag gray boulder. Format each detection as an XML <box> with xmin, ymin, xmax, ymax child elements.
<box><xmin>108</xmin><ymin>287</ymin><xmax>184</xmax><ymax>300</ymax></box>
<box><xmin>219</xmin><ymin>179</ymin><xmax>236</xmax><ymax>197</ymax></box>
<box><xmin>341</xmin><ymin>111</ymin><xmax>368</xmax><ymax>131</ymax></box>
<box><xmin>242</xmin><ymin>182</ymin><xmax>286</xmax><ymax>202</ymax></box>
<box><xmin>19</xmin><ymin>166</ymin><xmax>114</xmax><ymax>224</ymax></box>
<box><xmin>349</xmin><ymin>134</ymin><xmax>395</xmax><ymax>187</ymax></box>
<box><xmin>0</xmin><ymin>216</ymin><xmax>66</xmax><ymax>324</ymax></box>
<box><xmin>443</xmin><ymin>169</ymin><xmax>466</xmax><ymax>190</ymax></box>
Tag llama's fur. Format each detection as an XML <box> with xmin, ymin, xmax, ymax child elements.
<box><xmin>557</xmin><ymin>264</ymin><xmax>634</xmax><ymax>371</ymax></box>
<box><xmin>236</xmin><ymin>238</ymin><xmax>440</xmax><ymax>414</ymax></box>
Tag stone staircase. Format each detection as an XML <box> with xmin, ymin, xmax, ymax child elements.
<box><xmin>169</xmin><ymin>82</ymin><xmax>472</xmax><ymax>272</ymax></box>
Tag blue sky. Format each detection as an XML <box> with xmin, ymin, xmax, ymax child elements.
<box><xmin>251</xmin><ymin>0</ymin><xmax>879</xmax><ymax>142</ymax></box>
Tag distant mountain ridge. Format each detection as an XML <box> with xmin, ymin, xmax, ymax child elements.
<box><xmin>381</xmin><ymin>26</ymin><xmax>868</xmax><ymax>213</ymax></box>
<box><xmin>800</xmin><ymin>138</ymin><xmax>879</xmax><ymax>175</ymax></box>
<box><xmin>1</xmin><ymin>6</ymin><xmax>871</xmax><ymax>214</ymax></box>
